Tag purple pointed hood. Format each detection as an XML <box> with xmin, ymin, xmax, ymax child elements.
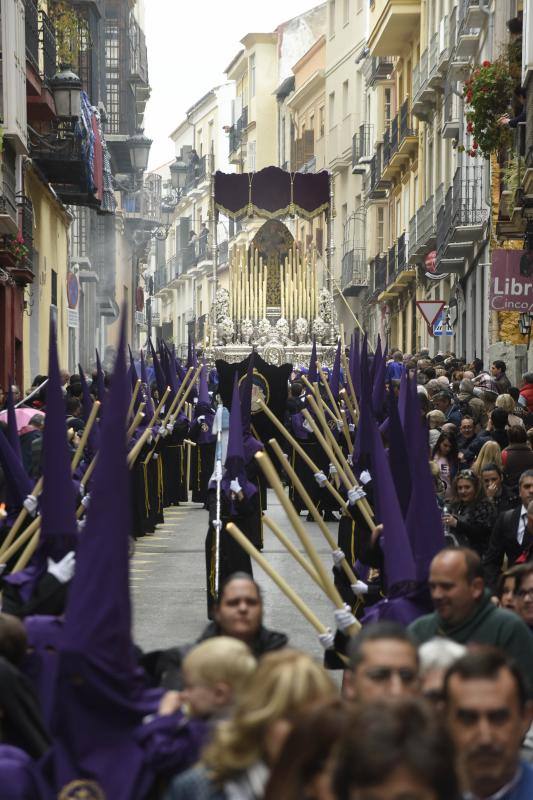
<box><xmin>372</xmin><ymin>339</ymin><xmax>387</xmax><ymax>418</ymax></box>
<box><xmin>140</xmin><ymin>349</ymin><xmax>155</xmax><ymax>418</ymax></box>
<box><xmin>4</xmin><ymin>322</ymin><xmax>78</xmax><ymax>600</ymax></box>
<box><xmin>368</xmin><ymin>415</ymin><xmax>416</xmax><ymax>591</ymax></box>
<box><xmin>221</xmin><ymin>375</ymin><xmax>257</xmax><ymax>506</ymax></box>
<box><xmin>78</xmin><ymin>364</ymin><xmax>100</xmax><ymax>459</ymax></box>
<box><xmin>39</xmin><ymin>321</ymin><xmax>78</xmax><ymax>557</ymax></box>
<box><xmin>63</xmin><ymin>311</ymin><xmax>136</xmax><ymax>671</ymax></box>
<box><xmin>95</xmin><ymin>349</ymin><xmax>106</xmax><ymax>406</ymax></box>
<box><xmin>349</xmin><ymin>330</ymin><xmax>361</xmax><ymax>402</ymax></box>
<box><xmin>307</xmin><ymin>339</ymin><xmax>318</xmax><ymax>384</ymax></box>
<box><xmin>386</xmin><ymin>390</ymin><xmax>412</xmax><ymax>518</ymax></box>
<box><xmin>404</xmin><ymin>378</ymin><xmax>445</xmax><ymax>583</ymax></box>
<box><xmin>198</xmin><ymin>365</ymin><xmax>210</xmax><ymax>407</ymax></box>
<box><xmin>48</xmin><ymin>311</ymin><xmax>163</xmax><ymax>799</ymax></box>
<box><xmin>148</xmin><ymin>338</ymin><xmax>167</xmax><ymax>401</ymax></box>
<box><xmin>240</xmin><ymin>351</ymin><xmax>255</xmax><ymax>432</ymax></box>
<box><xmin>0</xmin><ymin>430</ymin><xmax>33</xmax><ymax>510</ymax></box>
<box><xmin>329</xmin><ymin>341</ymin><xmax>342</xmax><ymax>401</ymax></box>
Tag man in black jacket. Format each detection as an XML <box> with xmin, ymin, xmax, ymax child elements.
<box><xmin>483</xmin><ymin>470</ymin><xmax>533</xmax><ymax>592</ymax></box>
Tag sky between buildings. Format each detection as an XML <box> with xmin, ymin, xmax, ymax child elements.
<box><xmin>144</xmin><ymin>0</ymin><xmax>321</xmax><ymax>170</ymax></box>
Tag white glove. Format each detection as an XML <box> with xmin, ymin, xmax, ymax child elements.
<box><xmin>329</xmin><ymin>463</ymin><xmax>337</xmax><ymax>476</ymax></box>
<box><xmin>0</xmin><ymin>564</ymin><xmax>6</xmax><ymax>576</ymax></box>
<box><xmin>359</xmin><ymin>469</ymin><xmax>372</xmax><ymax>485</ymax></box>
<box><xmin>348</xmin><ymin>423</ymin><xmax>355</xmax><ymax>433</ymax></box>
<box><xmin>159</xmin><ymin>426</ymin><xmax>168</xmax><ymax>438</ymax></box>
<box><xmin>334</xmin><ymin>604</ymin><xmax>357</xmax><ymax>632</ymax></box>
<box><xmin>81</xmin><ymin>492</ymin><xmax>91</xmax><ymax>509</ymax></box>
<box><xmin>314</xmin><ymin>471</ymin><xmax>328</xmax><ymax>487</ymax></box>
<box><xmin>214</xmin><ymin>462</ymin><xmax>223</xmax><ymax>481</ymax></box>
<box><xmin>351</xmin><ymin>580</ymin><xmax>369</xmax><ymax>596</ymax></box>
<box><xmin>77</xmin><ymin>519</ymin><xmax>86</xmax><ymax>533</ymax></box>
<box><xmin>348</xmin><ymin>486</ymin><xmax>366</xmax><ymax>505</ymax></box>
<box><xmin>331</xmin><ymin>548</ymin><xmax>346</xmax><ymax>567</ymax></box>
<box><xmin>152</xmin><ymin>452</ymin><xmax>159</xmax><ymax>460</ymax></box>
<box><xmin>47</xmin><ymin>551</ymin><xmax>76</xmax><ymax>584</ymax></box>
<box><xmin>336</xmin><ymin>420</ymin><xmax>344</xmax><ymax>432</ymax></box>
<box><xmin>23</xmin><ymin>494</ymin><xmax>38</xmax><ymax>516</ymax></box>
<box><xmin>230</xmin><ymin>478</ymin><xmax>242</xmax><ymax>494</ymax></box>
<box><xmin>166</xmin><ymin>422</ymin><xmax>174</xmax><ymax>433</ymax></box>
<box><xmin>318</xmin><ymin>629</ymin><xmax>335</xmax><ymax>650</ymax></box>
<box><xmin>197</xmin><ymin>415</ymin><xmax>206</xmax><ymax>423</ymax></box>
<box><xmin>347</xmin><ymin>453</ymin><xmax>353</xmax><ymax>466</ymax></box>
<box><xmin>302</xmin><ymin>419</ymin><xmax>313</xmax><ymax>432</ymax></box>
<box><xmin>79</xmin><ymin>483</ymin><xmax>85</xmax><ymax>498</ymax></box>
<box><xmin>147</xmin><ymin>432</ymin><xmax>153</xmax><ymax>444</ymax></box>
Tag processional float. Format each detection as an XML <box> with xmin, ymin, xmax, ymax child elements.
<box><xmin>207</xmin><ymin>166</ymin><xmax>339</xmax><ymax>366</ymax></box>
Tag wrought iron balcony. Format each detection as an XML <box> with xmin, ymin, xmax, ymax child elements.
<box><xmin>352</xmin><ymin>124</ymin><xmax>374</xmax><ymax>174</ymax></box>
<box><xmin>341</xmin><ymin>248</ymin><xmax>368</xmax><ymax>295</ymax></box>
<box><xmin>436</xmin><ymin>166</ymin><xmax>485</xmax><ymax>271</ymax></box>
<box><xmin>229</xmin><ymin>107</ymin><xmax>248</xmax><ymax>158</ymax></box>
<box><xmin>31</xmin><ymin>133</ymin><xmax>101</xmax><ymax>209</ymax></box>
<box><xmin>496</xmin><ymin>124</ymin><xmax>526</xmax><ymax>238</ymax></box>
<box><xmin>40</xmin><ymin>9</ymin><xmax>56</xmax><ymax>83</ymax></box>
<box><xmin>363</xmin><ymin>56</ymin><xmax>394</xmax><ymax>86</ymax></box>
<box><xmin>0</xmin><ymin>165</ymin><xmax>18</xmax><ymax>237</ymax></box>
<box><xmin>367</xmin><ymin>147</ymin><xmax>389</xmax><ymax>200</ymax></box>
<box><xmin>122</xmin><ymin>175</ymin><xmax>162</xmax><ymax>229</ymax></box>
<box><xmin>292</xmin><ymin>130</ymin><xmax>314</xmax><ymax>172</ymax></box>
<box><xmin>373</xmin><ymin>254</ymin><xmax>387</xmax><ymax>296</ymax></box>
<box><xmin>382</xmin><ymin>101</ymin><xmax>417</xmax><ymax>180</ymax></box>
<box><xmin>443</xmin><ymin>83</ymin><xmax>460</xmax><ymax>139</ymax></box>
<box><xmin>25</xmin><ymin>0</ymin><xmax>40</xmax><ymax>72</ymax></box>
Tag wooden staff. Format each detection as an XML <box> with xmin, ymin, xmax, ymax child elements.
<box><xmin>256</xmin><ymin>399</ymin><xmax>348</xmax><ymax>510</ymax></box>
<box><xmin>226</xmin><ymin>522</ymin><xmax>329</xmax><ymax>635</ymax></box>
<box><xmin>256</xmin><ymin>451</ymin><xmax>359</xmax><ymax>637</ymax></box>
<box><xmin>340</xmin><ymin>349</ymin><xmax>360</xmax><ymax>418</ymax></box>
<box><xmin>340</xmin><ymin>387</ymin><xmax>358</xmax><ymax>426</ymax></box>
<box><xmin>126</xmin><ymin>405</ymin><xmax>145</xmax><ymax>440</ymax></box>
<box><xmin>263</xmin><ymin>514</ymin><xmax>324</xmax><ymax>591</ymax></box>
<box><xmin>339</xmin><ymin>408</ymin><xmax>354</xmax><ymax>456</ymax></box>
<box><xmin>269</xmin><ymin>439</ymin><xmax>359</xmax><ymax>588</ymax></box>
<box><xmin>306</xmin><ymin>393</ymin><xmax>358</xmax><ymax>486</ymax></box>
<box><xmin>0</xmin><ymin>397</ymin><xmax>100</xmax><ymax>561</ymax></box>
<box><xmin>127</xmin><ymin>380</ymin><xmax>141</xmax><ymax>423</ymax></box>
<box><xmin>0</xmin><ymin>516</ymin><xmax>40</xmax><ymax>566</ymax></box>
<box><xmin>302</xmin><ymin>407</ymin><xmax>374</xmax><ymax>529</ymax></box>
<box><xmin>317</xmin><ymin>364</ymin><xmax>342</xmax><ymax>419</ymax></box>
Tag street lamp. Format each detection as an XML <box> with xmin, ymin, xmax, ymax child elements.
<box><xmin>519</xmin><ymin>311</ymin><xmax>533</xmax><ymax>348</ymax></box>
<box><xmin>129</xmin><ymin>130</ymin><xmax>152</xmax><ymax>172</ymax></box>
<box><xmin>170</xmin><ymin>156</ymin><xmax>188</xmax><ymax>192</ymax></box>
<box><xmin>50</xmin><ymin>64</ymin><xmax>82</xmax><ymax>119</ymax></box>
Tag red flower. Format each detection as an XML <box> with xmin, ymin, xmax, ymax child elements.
<box><xmin>482</xmin><ymin>60</ymin><xmax>491</xmax><ymax>67</ymax></box>
<box><xmin>472</xmin><ymin>141</ymin><xmax>479</xmax><ymax>149</ymax></box>
<box><xmin>467</xmin><ymin>121</ymin><xmax>474</xmax><ymax>133</ymax></box>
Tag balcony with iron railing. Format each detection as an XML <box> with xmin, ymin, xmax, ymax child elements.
<box><xmin>456</xmin><ymin>0</ymin><xmax>485</xmax><ymax>60</ymax></box>
<box><xmin>363</xmin><ymin>56</ymin><xmax>395</xmax><ymax>86</ymax></box>
<box><xmin>382</xmin><ymin>100</ymin><xmax>417</xmax><ymax>181</ymax></box>
<box><xmin>0</xmin><ymin>162</ymin><xmax>18</xmax><ymax>236</ymax></box>
<box><xmin>40</xmin><ymin>9</ymin><xmax>56</xmax><ymax>83</ymax></box>
<box><xmin>378</xmin><ymin>232</ymin><xmax>415</xmax><ymax>298</ymax></box>
<box><xmin>352</xmin><ymin>123</ymin><xmax>374</xmax><ymax>174</ymax></box>
<box><xmin>367</xmin><ymin>145</ymin><xmax>389</xmax><ymax>201</ymax></box>
<box><xmin>373</xmin><ymin>254</ymin><xmax>388</xmax><ymax>296</ymax></box>
<box><xmin>341</xmin><ymin>248</ymin><xmax>368</xmax><ymax>295</ymax></box>
<box><xmin>436</xmin><ymin>165</ymin><xmax>485</xmax><ymax>271</ymax></box>
<box><xmin>443</xmin><ymin>83</ymin><xmax>460</xmax><ymax>139</ymax></box>
<box><xmin>25</xmin><ymin>0</ymin><xmax>40</xmax><ymax>73</ymax></box>
<box><xmin>229</xmin><ymin>107</ymin><xmax>249</xmax><ymax>159</ymax></box>
<box><xmin>123</xmin><ymin>174</ymin><xmax>162</xmax><ymax>229</ymax></box>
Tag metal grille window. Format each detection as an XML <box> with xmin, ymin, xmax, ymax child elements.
<box><xmin>105</xmin><ymin>19</ymin><xmax>120</xmax><ymax>133</ymax></box>
<box><xmin>384</xmin><ymin>88</ymin><xmax>392</xmax><ymax>125</ymax></box>
<box><xmin>377</xmin><ymin>207</ymin><xmax>385</xmax><ymax>253</ymax></box>
<box><xmin>71</xmin><ymin>208</ymin><xmax>88</xmax><ymax>258</ymax></box>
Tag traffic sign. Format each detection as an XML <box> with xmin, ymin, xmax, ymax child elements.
<box><xmin>416</xmin><ymin>300</ymin><xmax>445</xmax><ymax>327</ymax></box>
<box><xmin>433</xmin><ymin>312</ymin><xmax>454</xmax><ymax>336</ymax></box>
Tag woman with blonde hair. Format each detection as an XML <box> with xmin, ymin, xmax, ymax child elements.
<box><xmin>164</xmin><ymin>649</ymin><xmax>336</xmax><ymax>800</ymax></box>
<box><xmin>495</xmin><ymin>393</ymin><xmax>524</xmax><ymax>428</ymax></box>
<box><xmin>471</xmin><ymin>440</ymin><xmax>503</xmax><ymax>476</ymax></box>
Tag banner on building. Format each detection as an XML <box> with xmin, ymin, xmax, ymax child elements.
<box><xmin>490</xmin><ymin>249</ymin><xmax>533</xmax><ymax>313</ymax></box>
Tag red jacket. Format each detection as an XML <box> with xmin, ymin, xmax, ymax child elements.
<box><xmin>519</xmin><ymin>382</ymin><xmax>533</xmax><ymax>413</ymax></box>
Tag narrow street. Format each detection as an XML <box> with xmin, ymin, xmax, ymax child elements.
<box><xmin>132</xmin><ymin>491</ymin><xmax>336</xmax><ymax>656</ymax></box>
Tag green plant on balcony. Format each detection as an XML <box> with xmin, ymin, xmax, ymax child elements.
<box><xmin>457</xmin><ymin>58</ymin><xmax>514</xmax><ymax>159</ymax></box>
<box><xmin>48</xmin><ymin>1</ymin><xmax>90</xmax><ymax>66</ymax></box>
<box><xmin>501</xmin><ymin>152</ymin><xmax>525</xmax><ymax>208</ymax></box>
<box><xmin>5</xmin><ymin>234</ymin><xmax>30</xmax><ymax>265</ymax></box>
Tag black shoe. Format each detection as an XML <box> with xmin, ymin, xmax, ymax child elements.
<box><xmin>306</xmin><ymin>513</ymin><xmax>314</xmax><ymax>522</ymax></box>
<box><xmin>323</xmin><ymin>511</ymin><xmax>338</xmax><ymax>522</ymax></box>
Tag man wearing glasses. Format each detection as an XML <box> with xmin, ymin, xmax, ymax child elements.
<box><xmin>343</xmin><ymin>621</ymin><xmax>420</xmax><ymax>702</ymax></box>
<box><xmin>509</xmin><ymin>563</ymin><xmax>533</xmax><ymax>632</ymax></box>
